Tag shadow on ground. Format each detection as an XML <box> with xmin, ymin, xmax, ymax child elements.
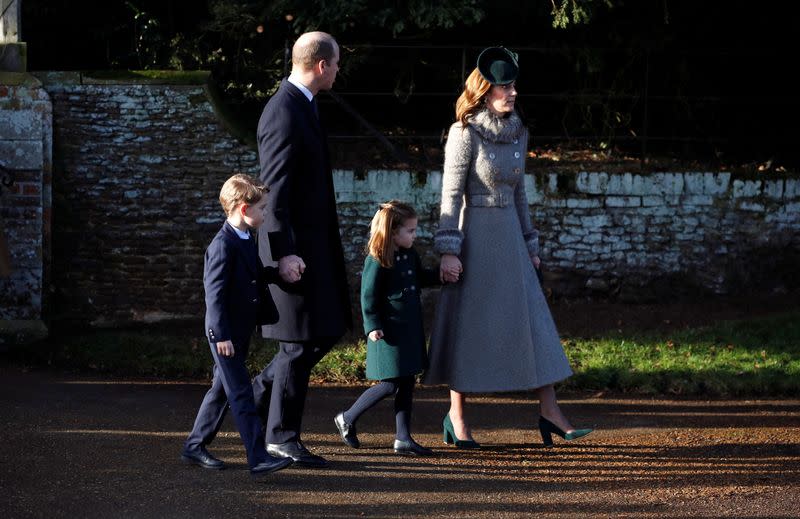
<box><xmin>1</xmin><ymin>367</ymin><xmax>798</xmax><ymax>518</ymax></box>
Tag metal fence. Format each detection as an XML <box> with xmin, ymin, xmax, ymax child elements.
<box><xmin>317</xmin><ymin>43</ymin><xmax>798</xmax><ymax>166</ymax></box>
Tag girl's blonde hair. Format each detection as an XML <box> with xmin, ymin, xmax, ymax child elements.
<box><xmin>367</xmin><ymin>200</ymin><xmax>417</xmax><ymax>268</ymax></box>
<box><xmin>455</xmin><ymin>68</ymin><xmax>492</xmax><ymax>126</ymax></box>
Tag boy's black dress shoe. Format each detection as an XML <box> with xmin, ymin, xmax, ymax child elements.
<box><xmin>393</xmin><ymin>438</ymin><xmax>433</xmax><ymax>457</ymax></box>
<box><xmin>180</xmin><ymin>446</ymin><xmax>225</xmax><ymax>470</ymax></box>
<box><xmin>333</xmin><ymin>412</ymin><xmax>360</xmax><ymax>448</ymax></box>
<box><xmin>250</xmin><ymin>456</ymin><xmax>293</xmax><ymax>478</ymax></box>
<box><xmin>267</xmin><ymin>440</ymin><xmax>328</xmax><ymax>468</ymax></box>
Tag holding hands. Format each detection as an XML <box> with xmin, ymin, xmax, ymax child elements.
<box><xmin>440</xmin><ymin>254</ymin><xmax>463</xmax><ymax>283</ymax></box>
<box><xmin>279</xmin><ymin>254</ymin><xmax>306</xmax><ymax>283</ymax></box>
<box><xmin>216</xmin><ymin>340</ymin><xmax>235</xmax><ymax>357</ymax></box>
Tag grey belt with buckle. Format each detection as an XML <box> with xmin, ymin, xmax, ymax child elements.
<box><xmin>465</xmin><ymin>193</ymin><xmax>510</xmax><ymax>207</ymax></box>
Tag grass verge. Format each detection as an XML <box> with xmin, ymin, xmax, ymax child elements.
<box><xmin>559</xmin><ymin>310</ymin><xmax>800</xmax><ymax>396</ymax></box>
<box><xmin>6</xmin><ymin>310</ymin><xmax>799</xmax><ymax>396</ymax></box>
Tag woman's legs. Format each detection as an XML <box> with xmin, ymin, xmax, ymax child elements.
<box><xmin>448</xmin><ymin>389</ymin><xmax>476</xmax><ymax>441</ymax></box>
<box><xmin>535</xmin><ymin>384</ymin><xmax>576</xmax><ymax>433</ymax></box>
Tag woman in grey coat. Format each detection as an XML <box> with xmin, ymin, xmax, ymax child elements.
<box><xmin>425</xmin><ymin>47</ymin><xmax>592</xmax><ymax>448</ymax></box>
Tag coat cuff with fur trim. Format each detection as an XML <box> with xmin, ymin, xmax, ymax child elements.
<box><xmin>524</xmin><ymin>230</ymin><xmax>540</xmax><ymax>257</ymax></box>
<box><xmin>434</xmin><ymin>229</ymin><xmax>465</xmax><ymax>256</ymax></box>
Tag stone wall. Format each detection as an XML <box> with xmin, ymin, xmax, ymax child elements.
<box><xmin>30</xmin><ymin>73</ymin><xmax>800</xmax><ymax>327</ymax></box>
<box><xmin>532</xmin><ymin>171</ymin><xmax>800</xmax><ymax>299</ymax></box>
<box><xmin>0</xmin><ymin>72</ymin><xmax>51</xmax><ymax>344</ymax></box>
<box><xmin>36</xmin><ymin>72</ymin><xmax>259</xmax><ymax>325</ymax></box>
<box><xmin>336</xmin><ymin>169</ymin><xmax>800</xmax><ymax>302</ymax></box>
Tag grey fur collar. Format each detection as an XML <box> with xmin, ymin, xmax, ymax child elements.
<box><xmin>467</xmin><ymin>108</ymin><xmax>525</xmax><ymax>143</ymax></box>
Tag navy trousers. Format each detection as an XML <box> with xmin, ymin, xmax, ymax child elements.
<box><xmin>252</xmin><ymin>337</ymin><xmax>337</xmax><ymax>444</ymax></box>
<box><xmin>185</xmin><ymin>336</ymin><xmax>268</xmax><ymax>468</ymax></box>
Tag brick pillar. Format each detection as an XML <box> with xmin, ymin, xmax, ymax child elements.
<box><xmin>0</xmin><ymin>72</ymin><xmax>51</xmax><ymax>347</ymax></box>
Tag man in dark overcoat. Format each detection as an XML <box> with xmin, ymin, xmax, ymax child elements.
<box><xmin>252</xmin><ymin>31</ymin><xmax>352</xmax><ymax>467</ymax></box>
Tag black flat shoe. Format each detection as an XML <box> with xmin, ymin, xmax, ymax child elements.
<box><xmin>334</xmin><ymin>412</ymin><xmax>360</xmax><ymax>449</ymax></box>
<box><xmin>180</xmin><ymin>446</ymin><xmax>225</xmax><ymax>470</ymax></box>
<box><xmin>250</xmin><ymin>456</ymin><xmax>292</xmax><ymax>478</ymax></box>
<box><xmin>393</xmin><ymin>438</ymin><xmax>433</xmax><ymax>457</ymax></box>
<box><xmin>267</xmin><ymin>441</ymin><xmax>328</xmax><ymax>468</ymax></box>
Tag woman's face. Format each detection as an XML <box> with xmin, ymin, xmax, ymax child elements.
<box><xmin>485</xmin><ymin>82</ymin><xmax>517</xmax><ymax>116</ymax></box>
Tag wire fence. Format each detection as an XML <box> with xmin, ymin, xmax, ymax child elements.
<box><xmin>317</xmin><ymin>43</ymin><xmax>799</xmax><ymax>165</ymax></box>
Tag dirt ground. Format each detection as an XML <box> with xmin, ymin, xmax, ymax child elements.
<box><xmin>1</xmin><ymin>363</ymin><xmax>798</xmax><ymax>519</ymax></box>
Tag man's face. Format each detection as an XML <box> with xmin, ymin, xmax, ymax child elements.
<box><xmin>320</xmin><ymin>44</ymin><xmax>340</xmax><ymax>91</ymax></box>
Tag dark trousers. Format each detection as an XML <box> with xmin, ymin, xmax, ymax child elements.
<box><xmin>185</xmin><ymin>336</ymin><xmax>268</xmax><ymax>468</ymax></box>
<box><xmin>252</xmin><ymin>337</ymin><xmax>337</xmax><ymax>444</ymax></box>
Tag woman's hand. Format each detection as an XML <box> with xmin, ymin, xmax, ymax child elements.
<box><xmin>440</xmin><ymin>254</ymin><xmax>463</xmax><ymax>283</ymax></box>
<box><xmin>368</xmin><ymin>329</ymin><xmax>384</xmax><ymax>341</ymax></box>
<box><xmin>531</xmin><ymin>255</ymin><xmax>541</xmax><ymax>269</ymax></box>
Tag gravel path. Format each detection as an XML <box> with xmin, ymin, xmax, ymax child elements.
<box><xmin>1</xmin><ymin>366</ymin><xmax>798</xmax><ymax>518</ymax></box>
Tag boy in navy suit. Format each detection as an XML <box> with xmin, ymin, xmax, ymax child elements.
<box><xmin>181</xmin><ymin>174</ymin><xmax>298</xmax><ymax>478</ymax></box>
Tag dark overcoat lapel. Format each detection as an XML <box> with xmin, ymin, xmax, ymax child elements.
<box><xmin>256</xmin><ymin>80</ymin><xmax>352</xmax><ymax>341</ymax></box>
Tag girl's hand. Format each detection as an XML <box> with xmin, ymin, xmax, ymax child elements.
<box><xmin>531</xmin><ymin>255</ymin><xmax>541</xmax><ymax>269</ymax></box>
<box><xmin>440</xmin><ymin>254</ymin><xmax>463</xmax><ymax>283</ymax></box>
<box><xmin>368</xmin><ymin>329</ymin><xmax>384</xmax><ymax>341</ymax></box>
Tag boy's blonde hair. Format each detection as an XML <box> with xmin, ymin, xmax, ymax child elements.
<box><xmin>219</xmin><ymin>174</ymin><xmax>268</xmax><ymax>217</ymax></box>
<box><xmin>367</xmin><ymin>200</ymin><xmax>417</xmax><ymax>268</ymax></box>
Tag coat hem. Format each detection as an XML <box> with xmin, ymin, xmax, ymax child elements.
<box><xmin>422</xmin><ymin>371</ymin><xmax>572</xmax><ymax>393</ymax></box>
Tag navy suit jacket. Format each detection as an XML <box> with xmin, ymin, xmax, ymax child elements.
<box><xmin>204</xmin><ymin>222</ymin><xmax>280</xmax><ymax>344</ymax></box>
<box><xmin>256</xmin><ymin>79</ymin><xmax>352</xmax><ymax>341</ymax></box>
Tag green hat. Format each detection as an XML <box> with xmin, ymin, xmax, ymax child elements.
<box><xmin>477</xmin><ymin>46</ymin><xmax>519</xmax><ymax>85</ymax></box>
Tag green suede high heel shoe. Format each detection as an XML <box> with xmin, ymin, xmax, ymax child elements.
<box><xmin>443</xmin><ymin>414</ymin><xmax>481</xmax><ymax>449</ymax></box>
<box><xmin>538</xmin><ymin>416</ymin><xmax>593</xmax><ymax>447</ymax></box>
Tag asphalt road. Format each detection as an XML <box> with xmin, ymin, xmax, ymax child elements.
<box><xmin>1</xmin><ymin>366</ymin><xmax>798</xmax><ymax>518</ymax></box>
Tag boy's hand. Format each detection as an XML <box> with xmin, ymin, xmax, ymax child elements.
<box><xmin>216</xmin><ymin>340</ymin><xmax>235</xmax><ymax>357</ymax></box>
<box><xmin>368</xmin><ymin>329</ymin><xmax>384</xmax><ymax>341</ymax></box>
<box><xmin>279</xmin><ymin>255</ymin><xmax>306</xmax><ymax>283</ymax></box>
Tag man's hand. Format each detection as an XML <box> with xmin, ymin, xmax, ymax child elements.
<box><xmin>440</xmin><ymin>254</ymin><xmax>463</xmax><ymax>283</ymax></box>
<box><xmin>278</xmin><ymin>255</ymin><xmax>306</xmax><ymax>283</ymax></box>
<box><xmin>216</xmin><ymin>340</ymin><xmax>235</xmax><ymax>357</ymax></box>
<box><xmin>368</xmin><ymin>329</ymin><xmax>384</xmax><ymax>341</ymax></box>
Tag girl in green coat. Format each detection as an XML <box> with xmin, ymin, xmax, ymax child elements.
<box><xmin>333</xmin><ymin>201</ymin><xmax>439</xmax><ymax>456</ymax></box>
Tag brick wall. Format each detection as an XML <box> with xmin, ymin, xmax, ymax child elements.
<box><xmin>0</xmin><ymin>75</ymin><xmax>51</xmax><ymax>337</ymax></box>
